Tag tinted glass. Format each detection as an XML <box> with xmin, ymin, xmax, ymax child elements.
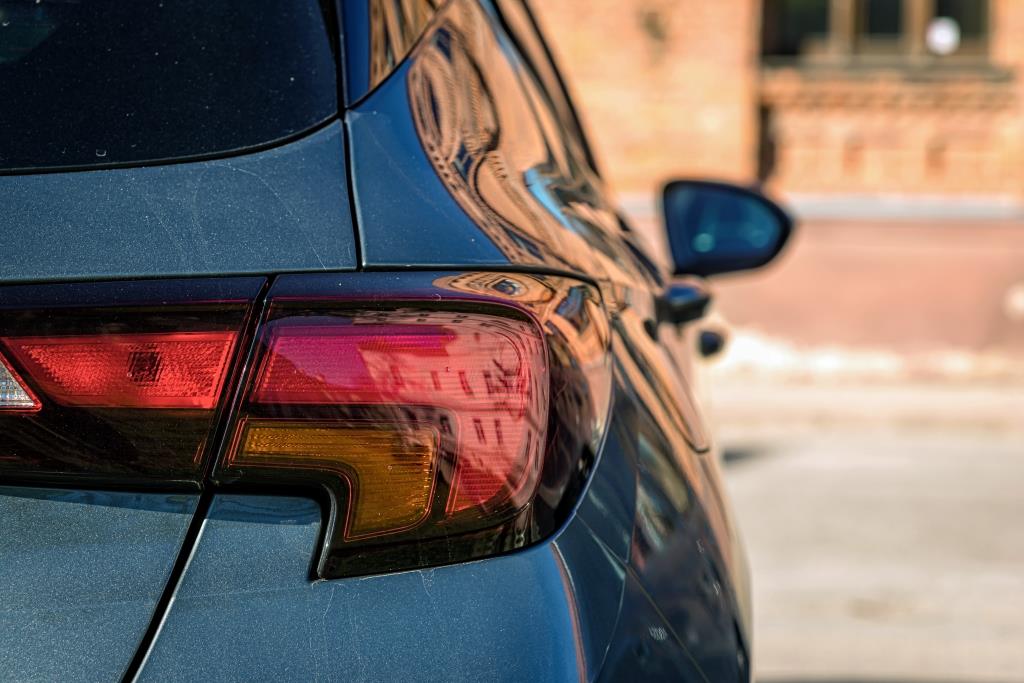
<box><xmin>0</xmin><ymin>0</ymin><xmax>337</xmax><ymax>171</ymax></box>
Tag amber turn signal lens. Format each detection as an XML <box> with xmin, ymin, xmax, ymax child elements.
<box><xmin>232</xmin><ymin>420</ymin><xmax>440</xmax><ymax>538</ymax></box>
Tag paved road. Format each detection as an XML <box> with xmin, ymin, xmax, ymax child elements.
<box><xmin>722</xmin><ymin>426</ymin><xmax>1024</xmax><ymax>683</ymax></box>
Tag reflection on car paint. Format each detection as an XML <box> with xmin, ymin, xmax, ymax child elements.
<box><xmin>404</xmin><ymin>0</ymin><xmax>651</xmax><ymax>292</ymax></box>
<box><xmin>345</xmin><ymin>0</ymin><xmax>753</xmax><ymax>677</ymax></box>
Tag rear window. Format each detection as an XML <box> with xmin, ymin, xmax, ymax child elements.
<box><xmin>0</xmin><ymin>0</ymin><xmax>338</xmax><ymax>171</ymax></box>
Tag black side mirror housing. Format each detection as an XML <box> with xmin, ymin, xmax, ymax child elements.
<box><xmin>662</xmin><ymin>179</ymin><xmax>794</xmax><ymax>277</ymax></box>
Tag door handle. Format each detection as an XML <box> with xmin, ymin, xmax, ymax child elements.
<box><xmin>656</xmin><ymin>279</ymin><xmax>712</xmax><ymax>326</ymax></box>
<box><xmin>698</xmin><ymin>329</ymin><xmax>727</xmax><ymax>358</ymax></box>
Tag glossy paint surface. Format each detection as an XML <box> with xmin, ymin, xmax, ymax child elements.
<box><xmin>0</xmin><ymin>488</ymin><xmax>197</xmax><ymax>682</ymax></box>
<box><xmin>0</xmin><ymin>122</ymin><xmax>355</xmax><ymax>284</ymax></box>
<box><xmin>137</xmin><ymin>495</ymin><xmax>610</xmax><ymax>682</ymax></box>
<box><xmin>348</xmin><ymin>0</ymin><xmax>656</xmax><ymax>293</ymax></box>
<box><xmin>341</xmin><ymin>0</ymin><xmax>439</xmax><ymax>101</ymax></box>
<box><xmin>345</xmin><ymin>0</ymin><xmax>752</xmax><ymax>677</ymax></box>
<box><xmin>596</xmin><ymin>572</ymin><xmax>708</xmax><ymax>682</ymax></box>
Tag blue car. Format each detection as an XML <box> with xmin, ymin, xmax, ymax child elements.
<box><xmin>0</xmin><ymin>1</ymin><xmax>791</xmax><ymax>680</ymax></box>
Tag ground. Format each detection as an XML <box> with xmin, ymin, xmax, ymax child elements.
<box><xmin>722</xmin><ymin>422</ymin><xmax>1024</xmax><ymax>682</ymax></box>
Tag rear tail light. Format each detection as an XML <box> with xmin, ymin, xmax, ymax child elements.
<box><xmin>214</xmin><ymin>272</ymin><xmax>611</xmax><ymax>578</ymax></box>
<box><xmin>3</xmin><ymin>332</ymin><xmax>236</xmax><ymax>409</ymax></box>
<box><xmin>0</xmin><ymin>352</ymin><xmax>40</xmax><ymax>412</ymax></box>
<box><xmin>242</xmin><ymin>313</ymin><xmax>547</xmax><ymax>513</ymax></box>
<box><xmin>0</xmin><ymin>278</ymin><xmax>264</xmax><ymax>486</ymax></box>
<box><xmin>0</xmin><ymin>271</ymin><xmax>610</xmax><ymax>577</ymax></box>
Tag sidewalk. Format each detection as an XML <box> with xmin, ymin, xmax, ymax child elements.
<box><xmin>724</xmin><ymin>426</ymin><xmax>1024</xmax><ymax>683</ymax></box>
<box><xmin>709</xmin><ymin>375</ymin><xmax>1024</xmax><ymax>437</ymax></box>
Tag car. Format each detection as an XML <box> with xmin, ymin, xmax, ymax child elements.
<box><xmin>0</xmin><ymin>1</ymin><xmax>792</xmax><ymax>681</ymax></box>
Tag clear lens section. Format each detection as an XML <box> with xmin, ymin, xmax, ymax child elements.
<box><xmin>0</xmin><ymin>354</ymin><xmax>39</xmax><ymax>412</ymax></box>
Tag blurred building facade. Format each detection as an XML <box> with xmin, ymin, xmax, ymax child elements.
<box><xmin>533</xmin><ymin>0</ymin><xmax>1024</xmax><ymax>369</ymax></box>
<box><xmin>534</xmin><ymin>0</ymin><xmax>1024</xmax><ymax>201</ymax></box>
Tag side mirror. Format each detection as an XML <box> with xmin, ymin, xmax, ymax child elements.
<box><xmin>662</xmin><ymin>179</ymin><xmax>794</xmax><ymax>277</ymax></box>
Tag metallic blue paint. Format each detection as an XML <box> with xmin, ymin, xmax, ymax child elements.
<box><xmin>0</xmin><ymin>122</ymin><xmax>355</xmax><ymax>284</ymax></box>
<box><xmin>346</xmin><ymin>0</ymin><xmax>649</xmax><ymax>287</ymax></box>
<box><xmin>0</xmin><ymin>0</ymin><xmax>761</xmax><ymax>678</ymax></box>
<box><xmin>596</xmin><ymin>572</ymin><xmax>708</xmax><ymax>682</ymax></box>
<box><xmin>138</xmin><ymin>363</ymin><xmax>740</xmax><ymax>680</ymax></box>
<box><xmin>347</xmin><ymin>76</ymin><xmax>510</xmax><ymax>267</ymax></box>
<box><xmin>138</xmin><ymin>495</ymin><xmax>604</xmax><ymax>682</ymax></box>
<box><xmin>0</xmin><ymin>488</ymin><xmax>197</xmax><ymax>682</ymax></box>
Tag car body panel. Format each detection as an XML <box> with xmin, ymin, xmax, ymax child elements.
<box><xmin>345</xmin><ymin>0</ymin><xmax>751</xmax><ymax>677</ymax></box>
<box><xmin>0</xmin><ymin>122</ymin><xmax>355</xmax><ymax>285</ymax></box>
<box><xmin>348</xmin><ymin>0</ymin><xmax>653</xmax><ymax>294</ymax></box>
<box><xmin>340</xmin><ymin>0</ymin><xmax>438</xmax><ymax>104</ymax></box>
<box><xmin>596</xmin><ymin>572</ymin><xmax>708</xmax><ymax>682</ymax></box>
<box><xmin>0</xmin><ymin>488</ymin><xmax>197</xmax><ymax>682</ymax></box>
<box><xmin>137</xmin><ymin>494</ymin><xmax>606</xmax><ymax>682</ymax></box>
<box><xmin>347</xmin><ymin>78</ymin><xmax>510</xmax><ymax>267</ymax></box>
<box><xmin>138</xmin><ymin>364</ymin><xmax>739</xmax><ymax>681</ymax></box>
<box><xmin>0</xmin><ymin>0</ymin><xmax>755</xmax><ymax>679</ymax></box>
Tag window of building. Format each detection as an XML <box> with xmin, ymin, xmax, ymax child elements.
<box><xmin>762</xmin><ymin>0</ymin><xmax>989</xmax><ymax>65</ymax></box>
<box><xmin>934</xmin><ymin>0</ymin><xmax>988</xmax><ymax>54</ymax></box>
<box><xmin>864</xmin><ymin>0</ymin><xmax>903</xmax><ymax>36</ymax></box>
<box><xmin>857</xmin><ymin>0</ymin><xmax>904</xmax><ymax>54</ymax></box>
<box><xmin>761</xmin><ymin>1</ymin><xmax>831</xmax><ymax>58</ymax></box>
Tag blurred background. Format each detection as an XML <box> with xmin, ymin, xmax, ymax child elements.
<box><xmin>533</xmin><ymin>2</ymin><xmax>1024</xmax><ymax>681</ymax></box>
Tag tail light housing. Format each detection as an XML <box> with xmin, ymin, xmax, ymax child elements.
<box><xmin>0</xmin><ymin>271</ymin><xmax>610</xmax><ymax>578</ymax></box>
<box><xmin>214</xmin><ymin>272</ymin><xmax>611</xmax><ymax>578</ymax></box>
<box><xmin>0</xmin><ymin>278</ymin><xmax>264</xmax><ymax>487</ymax></box>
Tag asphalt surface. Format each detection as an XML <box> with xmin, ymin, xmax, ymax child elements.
<box><xmin>712</xmin><ymin>219</ymin><xmax>1024</xmax><ymax>355</ymax></box>
<box><xmin>722</xmin><ymin>425</ymin><xmax>1024</xmax><ymax>683</ymax></box>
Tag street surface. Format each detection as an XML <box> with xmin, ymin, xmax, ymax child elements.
<box><xmin>723</xmin><ymin>424</ymin><xmax>1024</xmax><ymax>682</ymax></box>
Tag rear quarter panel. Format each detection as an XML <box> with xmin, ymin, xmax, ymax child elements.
<box><xmin>345</xmin><ymin>0</ymin><xmax>750</xmax><ymax>677</ymax></box>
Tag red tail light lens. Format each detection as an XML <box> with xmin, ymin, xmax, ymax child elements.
<box><xmin>246</xmin><ymin>316</ymin><xmax>547</xmax><ymax>514</ymax></box>
<box><xmin>0</xmin><ymin>277</ymin><xmax>264</xmax><ymax>486</ymax></box>
<box><xmin>214</xmin><ymin>272</ymin><xmax>611</xmax><ymax>578</ymax></box>
<box><xmin>3</xmin><ymin>332</ymin><xmax>236</xmax><ymax>409</ymax></box>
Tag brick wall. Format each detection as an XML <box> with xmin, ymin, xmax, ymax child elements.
<box><xmin>532</xmin><ymin>0</ymin><xmax>1024</xmax><ymax>200</ymax></box>
<box><xmin>760</xmin><ymin>73</ymin><xmax>1024</xmax><ymax>196</ymax></box>
<box><xmin>532</xmin><ymin>0</ymin><xmax>759</xmax><ymax>194</ymax></box>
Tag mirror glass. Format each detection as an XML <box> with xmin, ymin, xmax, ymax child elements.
<box><xmin>663</xmin><ymin>181</ymin><xmax>791</xmax><ymax>276</ymax></box>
